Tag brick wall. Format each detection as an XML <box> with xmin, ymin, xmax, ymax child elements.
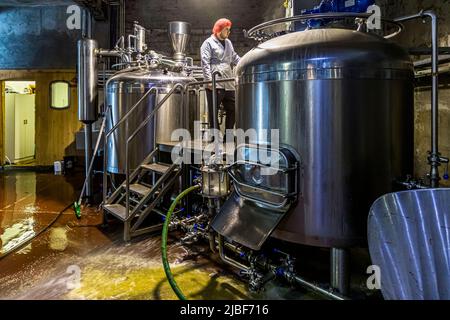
<box><xmin>125</xmin><ymin>0</ymin><xmax>287</xmax><ymax>62</ymax></box>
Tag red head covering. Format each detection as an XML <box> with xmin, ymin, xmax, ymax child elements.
<box><xmin>212</xmin><ymin>18</ymin><xmax>232</xmax><ymax>35</ymax></box>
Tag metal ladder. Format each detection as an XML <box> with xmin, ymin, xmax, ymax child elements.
<box><xmin>103</xmin><ymin>147</ymin><xmax>181</xmax><ymax>241</ymax></box>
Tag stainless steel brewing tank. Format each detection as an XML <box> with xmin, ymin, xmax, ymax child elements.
<box><xmin>106</xmin><ymin>69</ymin><xmax>196</xmax><ymax>174</ymax></box>
<box><xmin>235</xmin><ymin>29</ymin><xmax>414</xmax><ymax>247</ymax></box>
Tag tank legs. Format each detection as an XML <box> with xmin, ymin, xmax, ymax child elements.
<box><xmin>331</xmin><ymin>248</ymin><xmax>350</xmax><ymax>295</ymax></box>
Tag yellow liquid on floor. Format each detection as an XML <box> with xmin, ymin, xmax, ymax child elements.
<box><xmin>68</xmin><ymin>264</ymin><xmax>253</xmax><ymax>300</ymax></box>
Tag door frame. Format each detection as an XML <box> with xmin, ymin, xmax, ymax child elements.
<box><xmin>1</xmin><ymin>78</ymin><xmax>36</xmax><ymax>166</ymax></box>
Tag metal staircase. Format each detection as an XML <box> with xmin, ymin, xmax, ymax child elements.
<box><xmin>104</xmin><ymin>147</ymin><xmax>181</xmax><ymax>241</ymax></box>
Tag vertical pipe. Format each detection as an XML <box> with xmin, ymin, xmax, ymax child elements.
<box><xmin>120</xmin><ymin>0</ymin><xmax>126</xmax><ymax>38</ymax></box>
<box><xmin>78</xmin><ymin>39</ymin><xmax>98</xmax><ymax>203</ymax></box>
<box><xmin>395</xmin><ymin>11</ymin><xmax>441</xmax><ymax>187</ymax></box>
<box><xmin>211</xmin><ymin>72</ymin><xmax>219</xmax><ymax>132</ymax></box>
<box><xmin>425</xmin><ymin>11</ymin><xmax>440</xmax><ymax>188</ymax></box>
<box><xmin>82</xmin><ymin>8</ymin><xmax>92</xmax><ymax>39</ymax></box>
<box><xmin>211</xmin><ymin>71</ymin><xmax>220</xmax><ymax>156</ymax></box>
<box><xmin>84</xmin><ymin>124</ymin><xmax>93</xmax><ymax>200</ymax></box>
<box><xmin>331</xmin><ymin>248</ymin><xmax>349</xmax><ymax>295</ymax></box>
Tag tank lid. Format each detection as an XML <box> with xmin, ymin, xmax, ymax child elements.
<box><xmin>237</xmin><ymin>29</ymin><xmax>413</xmax><ymax>76</ymax></box>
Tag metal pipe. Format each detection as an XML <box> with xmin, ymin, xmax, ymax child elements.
<box><xmin>97</xmin><ymin>49</ymin><xmax>122</xmax><ymax>57</ymax></box>
<box><xmin>208</xmin><ymin>199</ymin><xmax>216</xmax><ymax>253</ymax></box>
<box><xmin>84</xmin><ymin>124</ymin><xmax>93</xmax><ymax>201</ymax></box>
<box><xmin>78</xmin><ymin>113</ymin><xmax>108</xmax><ymax>205</ymax></box>
<box><xmin>185</xmin><ymin>78</ymin><xmax>235</xmax><ymax>87</ymax></box>
<box><xmin>427</xmin><ymin>11</ymin><xmax>440</xmax><ymax>188</ymax></box>
<box><xmin>215</xmin><ymin>236</ymin><xmax>347</xmax><ymax>300</ymax></box>
<box><xmin>291</xmin><ymin>272</ymin><xmax>346</xmax><ymax>300</ymax></box>
<box><xmin>211</xmin><ymin>71</ymin><xmax>219</xmax><ymax>132</ymax></box>
<box><xmin>396</xmin><ymin>10</ymin><xmax>441</xmax><ymax>187</ymax></box>
<box><xmin>217</xmin><ymin>234</ymin><xmax>251</xmax><ymax>272</ymax></box>
<box><xmin>331</xmin><ymin>248</ymin><xmax>350</xmax><ymax>296</ymax></box>
<box><xmin>77</xmin><ymin>39</ymin><xmax>98</xmax><ymax>123</ymax></box>
<box><xmin>81</xmin><ymin>8</ymin><xmax>92</xmax><ymax>39</ymax></box>
<box><xmin>78</xmin><ymin>38</ymin><xmax>98</xmax><ymax>203</ymax></box>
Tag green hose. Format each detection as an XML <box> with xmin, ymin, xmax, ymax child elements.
<box><xmin>161</xmin><ymin>184</ymin><xmax>201</xmax><ymax>300</ymax></box>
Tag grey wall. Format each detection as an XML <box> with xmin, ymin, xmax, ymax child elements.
<box><xmin>0</xmin><ymin>5</ymin><xmax>110</xmax><ymax>70</ymax></box>
<box><xmin>0</xmin><ymin>6</ymin><xmax>81</xmax><ymax>69</ymax></box>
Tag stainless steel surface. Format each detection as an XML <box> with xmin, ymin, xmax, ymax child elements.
<box><xmin>103</xmin><ymin>204</ymin><xmax>127</xmax><ymax>221</ymax></box>
<box><xmin>105</xmin><ymin>69</ymin><xmax>195</xmax><ymax>173</ymax></box>
<box><xmin>78</xmin><ymin>39</ymin><xmax>99</xmax><ymax>123</ymax></box>
<box><xmin>211</xmin><ymin>192</ymin><xmax>288</xmax><ymax>250</ymax></box>
<box><xmin>134</xmin><ymin>22</ymin><xmax>147</xmax><ymax>53</ymax></box>
<box><xmin>168</xmin><ymin>21</ymin><xmax>191</xmax><ymax>62</ymax></box>
<box><xmin>368</xmin><ymin>188</ymin><xmax>450</xmax><ymax>300</ymax></box>
<box><xmin>235</xmin><ymin>28</ymin><xmax>414</xmax><ymax>247</ymax></box>
<box><xmin>129</xmin><ymin>183</ymin><xmax>151</xmax><ymax>196</ymax></box>
<box><xmin>331</xmin><ymin>248</ymin><xmax>349</xmax><ymax>295</ymax></box>
<box><xmin>141</xmin><ymin>163</ymin><xmax>170</xmax><ymax>174</ymax></box>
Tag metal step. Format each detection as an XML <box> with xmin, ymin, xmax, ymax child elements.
<box><xmin>129</xmin><ymin>183</ymin><xmax>152</xmax><ymax>196</ymax></box>
<box><xmin>141</xmin><ymin>163</ymin><xmax>170</xmax><ymax>174</ymax></box>
<box><xmin>104</xmin><ymin>204</ymin><xmax>127</xmax><ymax>221</ymax></box>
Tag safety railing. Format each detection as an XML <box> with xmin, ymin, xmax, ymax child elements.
<box><xmin>106</xmin><ymin>74</ymin><xmax>236</xmax><ymax>220</ymax></box>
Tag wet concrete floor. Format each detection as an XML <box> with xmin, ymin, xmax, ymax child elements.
<box><xmin>0</xmin><ymin>170</ymin><xmax>315</xmax><ymax>300</ymax></box>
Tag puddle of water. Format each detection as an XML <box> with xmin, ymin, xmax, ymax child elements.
<box><xmin>0</xmin><ymin>217</ymin><xmax>35</xmax><ymax>254</ymax></box>
<box><xmin>48</xmin><ymin>227</ymin><xmax>69</xmax><ymax>251</ymax></box>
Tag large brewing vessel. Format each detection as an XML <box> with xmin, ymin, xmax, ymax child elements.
<box><xmin>233</xmin><ymin>28</ymin><xmax>414</xmax><ymax>247</ymax></box>
<box><xmin>106</xmin><ymin>69</ymin><xmax>195</xmax><ymax>173</ymax></box>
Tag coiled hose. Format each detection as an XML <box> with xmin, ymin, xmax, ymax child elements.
<box><xmin>161</xmin><ymin>184</ymin><xmax>201</xmax><ymax>300</ymax></box>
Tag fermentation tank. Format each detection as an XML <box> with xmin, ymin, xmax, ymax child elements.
<box><xmin>214</xmin><ymin>28</ymin><xmax>414</xmax><ymax>249</ymax></box>
<box><xmin>106</xmin><ymin>69</ymin><xmax>196</xmax><ymax>174</ymax></box>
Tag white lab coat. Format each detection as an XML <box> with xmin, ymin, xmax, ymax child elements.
<box><xmin>200</xmin><ymin>35</ymin><xmax>240</xmax><ymax>91</ymax></box>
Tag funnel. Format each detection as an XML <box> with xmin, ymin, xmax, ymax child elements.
<box><xmin>168</xmin><ymin>21</ymin><xmax>191</xmax><ymax>62</ymax></box>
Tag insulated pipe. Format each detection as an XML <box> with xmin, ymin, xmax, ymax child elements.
<box><xmin>395</xmin><ymin>10</ymin><xmax>441</xmax><ymax>187</ymax></box>
<box><xmin>161</xmin><ymin>185</ymin><xmax>201</xmax><ymax>300</ymax></box>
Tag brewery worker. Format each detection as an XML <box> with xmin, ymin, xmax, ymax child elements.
<box><xmin>200</xmin><ymin>18</ymin><xmax>240</xmax><ymax>136</ymax></box>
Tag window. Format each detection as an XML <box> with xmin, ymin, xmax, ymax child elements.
<box><xmin>50</xmin><ymin>81</ymin><xmax>70</xmax><ymax>109</ymax></box>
